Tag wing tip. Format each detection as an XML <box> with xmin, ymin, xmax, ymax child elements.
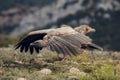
<box><xmin>90</xmin><ymin>43</ymin><xmax>103</xmax><ymax>51</ymax></box>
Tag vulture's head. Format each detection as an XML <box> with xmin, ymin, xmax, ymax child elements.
<box><xmin>74</xmin><ymin>25</ymin><xmax>96</xmax><ymax>34</ymax></box>
<box><xmin>30</xmin><ymin>40</ymin><xmax>46</xmax><ymax>47</ymax></box>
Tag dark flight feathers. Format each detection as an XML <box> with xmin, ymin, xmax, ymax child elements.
<box><xmin>15</xmin><ymin>32</ymin><xmax>47</xmax><ymax>54</ymax></box>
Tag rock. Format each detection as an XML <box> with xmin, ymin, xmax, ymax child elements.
<box><xmin>68</xmin><ymin>76</ymin><xmax>78</xmax><ymax>80</ymax></box>
<box><xmin>16</xmin><ymin>77</ymin><xmax>26</xmax><ymax>80</ymax></box>
<box><xmin>39</xmin><ymin>68</ymin><xmax>52</xmax><ymax>75</ymax></box>
<box><xmin>69</xmin><ymin>67</ymin><xmax>80</xmax><ymax>75</ymax></box>
<box><xmin>0</xmin><ymin>70</ymin><xmax>3</xmax><ymax>75</ymax></box>
<box><xmin>69</xmin><ymin>67</ymin><xmax>86</xmax><ymax>76</ymax></box>
<box><xmin>37</xmin><ymin>54</ymin><xmax>43</xmax><ymax>58</ymax></box>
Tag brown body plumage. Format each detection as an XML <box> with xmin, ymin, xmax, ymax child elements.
<box><xmin>15</xmin><ymin>24</ymin><xmax>103</xmax><ymax>56</ymax></box>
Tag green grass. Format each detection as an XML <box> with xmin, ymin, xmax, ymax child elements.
<box><xmin>0</xmin><ymin>34</ymin><xmax>18</xmax><ymax>47</ymax></box>
<box><xmin>0</xmin><ymin>48</ymin><xmax>120</xmax><ymax>80</ymax></box>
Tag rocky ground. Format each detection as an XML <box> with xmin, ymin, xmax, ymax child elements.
<box><xmin>0</xmin><ymin>47</ymin><xmax>120</xmax><ymax>80</ymax></box>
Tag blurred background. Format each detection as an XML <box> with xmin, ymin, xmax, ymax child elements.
<box><xmin>0</xmin><ymin>0</ymin><xmax>120</xmax><ymax>51</ymax></box>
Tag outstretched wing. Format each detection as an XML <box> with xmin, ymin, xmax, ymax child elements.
<box><xmin>60</xmin><ymin>33</ymin><xmax>103</xmax><ymax>50</ymax></box>
<box><xmin>46</xmin><ymin>36</ymin><xmax>82</xmax><ymax>56</ymax></box>
<box><xmin>61</xmin><ymin>33</ymin><xmax>92</xmax><ymax>47</ymax></box>
<box><xmin>15</xmin><ymin>31</ymin><xmax>47</xmax><ymax>54</ymax></box>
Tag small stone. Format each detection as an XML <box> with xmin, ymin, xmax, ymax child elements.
<box><xmin>69</xmin><ymin>67</ymin><xmax>86</xmax><ymax>76</ymax></box>
<box><xmin>69</xmin><ymin>67</ymin><xmax>80</xmax><ymax>75</ymax></box>
<box><xmin>0</xmin><ymin>70</ymin><xmax>3</xmax><ymax>75</ymax></box>
<box><xmin>37</xmin><ymin>54</ymin><xmax>43</xmax><ymax>58</ymax></box>
<box><xmin>39</xmin><ymin>68</ymin><xmax>52</xmax><ymax>75</ymax></box>
<box><xmin>81</xmin><ymin>62</ymin><xmax>91</xmax><ymax>65</ymax></box>
<box><xmin>16</xmin><ymin>77</ymin><xmax>26</xmax><ymax>80</ymax></box>
<box><xmin>68</xmin><ymin>76</ymin><xmax>78</xmax><ymax>80</ymax></box>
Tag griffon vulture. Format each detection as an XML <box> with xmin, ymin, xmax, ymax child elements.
<box><xmin>15</xmin><ymin>24</ymin><xmax>103</xmax><ymax>56</ymax></box>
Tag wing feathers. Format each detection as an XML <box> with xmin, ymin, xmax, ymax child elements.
<box><xmin>34</xmin><ymin>47</ymin><xmax>40</xmax><ymax>53</ymax></box>
<box><xmin>60</xmin><ymin>33</ymin><xmax>91</xmax><ymax>49</ymax></box>
<box><xmin>54</xmin><ymin>37</ymin><xmax>77</xmax><ymax>56</ymax></box>
<box><xmin>48</xmin><ymin>37</ymin><xmax>66</xmax><ymax>54</ymax></box>
<box><xmin>74</xmin><ymin>33</ymin><xmax>92</xmax><ymax>44</ymax></box>
<box><xmin>15</xmin><ymin>32</ymin><xmax>47</xmax><ymax>54</ymax></box>
<box><xmin>20</xmin><ymin>45</ymin><xmax>25</xmax><ymax>52</ymax></box>
<box><xmin>88</xmin><ymin>43</ymin><xmax>103</xmax><ymax>51</ymax></box>
<box><xmin>25</xmin><ymin>45</ymin><xmax>29</xmax><ymax>52</ymax></box>
<box><xmin>54</xmin><ymin>40</ymin><xmax>73</xmax><ymax>56</ymax></box>
<box><xmin>61</xmin><ymin>34</ymin><xmax>82</xmax><ymax>48</ymax></box>
<box><xmin>48</xmin><ymin>36</ymin><xmax>80</xmax><ymax>56</ymax></box>
<box><xmin>30</xmin><ymin>46</ymin><xmax>34</xmax><ymax>54</ymax></box>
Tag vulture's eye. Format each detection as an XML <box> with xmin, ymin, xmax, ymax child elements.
<box><xmin>85</xmin><ymin>28</ymin><xmax>89</xmax><ymax>31</ymax></box>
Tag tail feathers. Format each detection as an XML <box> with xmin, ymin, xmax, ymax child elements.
<box><xmin>89</xmin><ymin>43</ymin><xmax>103</xmax><ymax>51</ymax></box>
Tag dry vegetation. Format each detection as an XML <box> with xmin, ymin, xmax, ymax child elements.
<box><xmin>0</xmin><ymin>47</ymin><xmax>120</xmax><ymax>80</ymax></box>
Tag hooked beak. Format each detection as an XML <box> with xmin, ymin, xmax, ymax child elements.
<box><xmin>30</xmin><ymin>42</ymin><xmax>38</xmax><ymax>46</ymax></box>
<box><xmin>30</xmin><ymin>43</ymin><xmax>34</xmax><ymax>46</ymax></box>
<box><xmin>89</xmin><ymin>28</ymin><xmax>96</xmax><ymax>32</ymax></box>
